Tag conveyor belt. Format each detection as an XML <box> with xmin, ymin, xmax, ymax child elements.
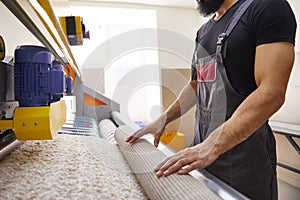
<box><xmin>59</xmin><ymin>115</ymin><xmax>100</xmax><ymax>137</ymax></box>
<box><xmin>115</xmin><ymin>125</ymin><xmax>222</xmax><ymax>200</ymax></box>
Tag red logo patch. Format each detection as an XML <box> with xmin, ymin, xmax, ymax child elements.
<box><xmin>197</xmin><ymin>61</ymin><xmax>217</xmax><ymax>82</ymax></box>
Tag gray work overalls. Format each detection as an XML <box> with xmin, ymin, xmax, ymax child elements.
<box><xmin>193</xmin><ymin>1</ymin><xmax>278</xmax><ymax>199</ymax></box>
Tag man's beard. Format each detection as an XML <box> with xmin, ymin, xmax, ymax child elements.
<box><xmin>197</xmin><ymin>0</ymin><xmax>225</xmax><ymax>17</ymax></box>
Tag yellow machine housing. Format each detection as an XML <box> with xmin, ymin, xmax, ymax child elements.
<box><xmin>14</xmin><ymin>100</ymin><xmax>66</xmax><ymax>140</ymax></box>
<box><xmin>0</xmin><ymin>100</ymin><xmax>66</xmax><ymax>141</ymax></box>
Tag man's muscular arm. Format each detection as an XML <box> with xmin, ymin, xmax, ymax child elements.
<box><xmin>211</xmin><ymin>42</ymin><xmax>294</xmax><ymax>155</ymax></box>
<box><xmin>155</xmin><ymin>42</ymin><xmax>294</xmax><ymax>176</ymax></box>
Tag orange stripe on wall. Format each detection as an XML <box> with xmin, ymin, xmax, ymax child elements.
<box><xmin>63</xmin><ymin>63</ymin><xmax>76</xmax><ymax>85</ymax></box>
<box><xmin>84</xmin><ymin>93</ymin><xmax>106</xmax><ymax>106</ymax></box>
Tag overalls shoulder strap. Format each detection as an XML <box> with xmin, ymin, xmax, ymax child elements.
<box><xmin>217</xmin><ymin>0</ymin><xmax>255</xmax><ymax>59</ymax></box>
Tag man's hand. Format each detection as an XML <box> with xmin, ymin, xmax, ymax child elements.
<box><xmin>126</xmin><ymin>115</ymin><xmax>167</xmax><ymax>147</ymax></box>
<box><xmin>154</xmin><ymin>142</ymin><xmax>219</xmax><ymax>177</ymax></box>
<box><xmin>126</xmin><ymin>80</ymin><xmax>197</xmax><ymax>147</ymax></box>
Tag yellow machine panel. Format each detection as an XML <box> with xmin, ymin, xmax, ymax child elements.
<box><xmin>13</xmin><ymin>100</ymin><xmax>66</xmax><ymax>140</ymax></box>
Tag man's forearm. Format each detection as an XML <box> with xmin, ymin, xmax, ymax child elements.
<box><xmin>163</xmin><ymin>80</ymin><xmax>197</xmax><ymax>125</ymax></box>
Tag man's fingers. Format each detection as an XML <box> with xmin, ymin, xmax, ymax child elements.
<box><xmin>154</xmin><ymin>153</ymin><xmax>184</xmax><ymax>172</ymax></box>
<box><xmin>126</xmin><ymin>129</ymin><xmax>144</xmax><ymax>143</ymax></box>
<box><xmin>154</xmin><ymin>133</ymin><xmax>161</xmax><ymax>147</ymax></box>
<box><xmin>154</xmin><ymin>149</ymin><xmax>200</xmax><ymax>177</ymax></box>
<box><xmin>155</xmin><ymin>156</ymin><xmax>185</xmax><ymax>177</ymax></box>
<box><xmin>154</xmin><ymin>157</ymin><xmax>169</xmax><ymax>171</ymax></box>
<box><xmin>162</xmin><ymin>158</ymin><xmax>192</xmax><ymax>176</ymax></box>
<box><xmin>125</xmin><ymin>135</ymin><xmax>133</xmax><ymax>142</ymax></box>
<box><xmin>177</xmin><ymin>162</ymin><xmax>199</xmax><ymax>175</ymax></box>
<box><xmin>155</xmin><ymin>170</ymin><xmax>164</xmax><ymax>177</ymax></box>
<box><xmin>126</xmin><ymin>135</ymin><xmax>140</xmax><ymax>143</ymax></box>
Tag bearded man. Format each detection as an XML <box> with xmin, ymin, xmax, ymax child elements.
<box><xmin>127</xmin><ymin>0</ymin><xmax>297</xmax><ymax>199</ymax></box>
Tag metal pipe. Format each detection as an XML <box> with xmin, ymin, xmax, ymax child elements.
<box><xmin>285</xmin><ymin>135</ymin><xmax>300</xmax><ymax>155</ymax></box>
<box><xmin>277</xmin><ymin>162</ymin><xmax>300</xmax><ymax>174</ymax></box>
<box><xmin>0</xmin><ymin>140</ymin><xmax>22</xmax><ymax>160</ymax></box>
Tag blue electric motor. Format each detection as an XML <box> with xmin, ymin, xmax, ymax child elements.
<box><xmin>51</xmin><ymin>61</ymin><xmax>66</xmax><ymax>103</ymax></box>
<box><xmin>51</xmin><ymin>61</ymin><xmax>73</xmax><ymax>102</ymax></box>
<box><xmin>14</xmin><ymin>45</ymin><xmax>68</xmax><ymax>106</ymax></box>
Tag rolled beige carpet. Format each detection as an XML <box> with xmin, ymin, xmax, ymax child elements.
<box><xmin>115</xmin><ymin>125</ymin><xmax>221</xmax><ymax>200</ymax></box>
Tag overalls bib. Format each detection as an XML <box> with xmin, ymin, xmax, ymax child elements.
<box><xmin>193</xmin><ymin>1</ymin><xmax>277</xmax><ymax>199</ymax></box>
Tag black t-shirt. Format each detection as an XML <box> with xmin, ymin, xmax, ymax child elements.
<box><xmin>191</xmin><ymin>0</ymin><xmax>297</xmax><ymax>96</ymax></box>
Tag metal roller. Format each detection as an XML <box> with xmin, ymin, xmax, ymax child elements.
<box><xmin>98</xmin><ymin>119</ymin><xmax>118</xmax><ymax>144</ymax></box>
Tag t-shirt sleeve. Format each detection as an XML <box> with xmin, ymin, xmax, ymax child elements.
<box><xmin>252</xmin><ymin>0</ymin><xmax>297</xmax><ymax>46</ymax></box>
